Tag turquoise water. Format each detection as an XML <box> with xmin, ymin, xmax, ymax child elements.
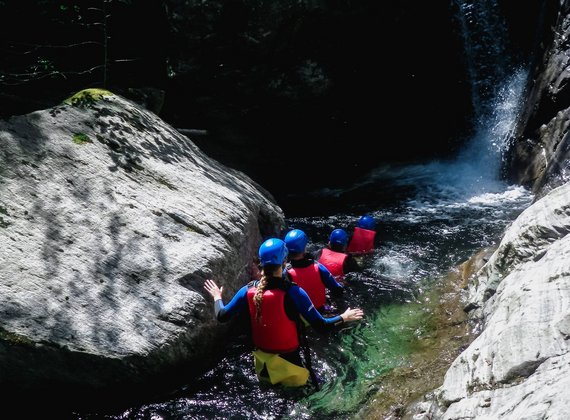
<box><xmin>289</xmin><ymin>301</ymin><xmax>436</xmax><ymax>419</ymax></box>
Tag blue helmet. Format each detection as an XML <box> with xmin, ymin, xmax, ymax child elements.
<box><xmin>329</xmin><ymin>228</ymin><xmax>348</xmax><ymax>246</ymax></box>
<box><xmin>357</xmin><ymin>215</ymin><xmax>376</xmax><ymax>230</ymax></box>
<box><xmin>258</xmin><ymin>238</ymin><xmax>288</xmax><ymax>266</ymax></box>
<box><xmin>284</xmin><ymin>229</ymin><xmax>308</xmax><ymax>253</ymax></box>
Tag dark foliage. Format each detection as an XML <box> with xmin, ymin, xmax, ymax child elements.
<box><xmin>0</xmin><ymin>0</ymin><xmax>544</xmax><ymax>210</ymax></box>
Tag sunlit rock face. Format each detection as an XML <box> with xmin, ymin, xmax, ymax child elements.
<box><xmin>438</xmin><ymin>182</ymin><xmax>570</xmax><ymax>418</ymax></box>
<box><xmin>404</xmin><ymin>182</ymin><xmax>570</xmax><ymax>420</ymax></box>
<box><xmin>505</xmin><ymin>1</ymin><xmax>570</xmax><ymax>199</ymax></box>
<box><xmin>404</xmin><ymin>2</ymin><xmax>570</xmax><ymax>417</ymax></box>
<box><xmin>0</xmin><ymin>89</ymin><xmax>284</xmax><ymax>399</ymax></box>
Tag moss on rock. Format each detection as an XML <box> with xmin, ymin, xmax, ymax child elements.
<box><xmin>64</xmin><ymin>88</ymin><xmax>114</xmax><ymax>108</ymax></box>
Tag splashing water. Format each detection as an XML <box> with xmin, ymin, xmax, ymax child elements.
<box><xmin>453</xmin><ymin>0</ymin><xmax>513</xmax><ymax>121</ymax></box>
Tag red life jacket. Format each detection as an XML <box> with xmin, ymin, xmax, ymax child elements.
<box><xmin>246</xmin><ymin>286</ymin><xmax>299</xmax><ymax>353</ymax></box>
<box><xmin>347</xmin><ymin>227</ymin><xmax>376</xmax><ymax>254</ymax></box>
<box><xmin>318</xmin><ymin>248</ymin><xmax>347</xmax><ymax>279</ymax></box>
<box><xmin>287</xmin><ymin>263</ymin><xmax>326</xmax><ymax>309</ymax></box>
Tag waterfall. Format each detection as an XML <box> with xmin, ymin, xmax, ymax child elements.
<box><xmin>455</xmin><ymin>68</ymin><xmax>528</xmax><ymax>187</ymax></box>
<box><xmin>452</xmin><ymin>0</ymin><xmax>529</xmax><ymax>189</ymax></box>
<box><xmin>361</xmin><ymin>0</ymin><xmax>530</xmax><ymax>200</ymax></box>
<box><xmin>453</xmin><ymin>0</ymin><xmax>513</xmax><ymax>122</ymax></box>
<box><xmin>306</xmin><ymin>1</ymin><xmax>530</xmax><ymax>206</ymax></box>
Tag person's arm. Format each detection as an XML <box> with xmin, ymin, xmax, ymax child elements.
<box><xmin>317</xmin><ymin>263</ymin><xmax>344</xmax><ymax>297</ymax></box>
<box><xmin>344</xmin><ymin>254</ymin><xmax>361</xmax><ymax>274</ymax></box>
<box><xmin>287</xmin><ymin>284</ymin><xmax>363</xmax><ymax>328</ymax></box>
<box><xmin>204</xmin><ymin>279</ymin><xmax>249</xmax><ymax>322</ymax></box>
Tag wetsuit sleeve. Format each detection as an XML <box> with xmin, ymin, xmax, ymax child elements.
<box><xmin>215</xmin><ymin>285</ymin><xmax>249</xmax><ymax>322</ymax></box>
<box><xmin>287</xmin><ymin>285</ymin><xmax>343</xmax><ymax>327</ymax></box>
<box><xmin>317</xmin><ymin>263</ymin><xmax>344</xmax><ymax>296</ymax></box>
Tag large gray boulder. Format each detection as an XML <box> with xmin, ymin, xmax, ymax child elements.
<box><xmin>466</xmin><ymin>180</ymin><xmax>570</xmax><ymax>309</ymax></box>
<box><xmin>0</xmin><ymin>89</ymin><xmax>284</xmax><ymax>397</ymax></box>
<box><xmin>438</xmin><ymin>182</ymin><xmax>570</xmax><ymax>417</ymax></box>
<box><xmin>406</xmin><ymin>181</ymin><xmax>570</xmax><ymax>420</ymax></box>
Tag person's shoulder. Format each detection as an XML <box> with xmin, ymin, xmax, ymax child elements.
<box><xmin>282</xmin><ymin>275</ymin><xmax>296</xmax><ymax>289</ymax></box>
<box><xmin>284</xmin><ymin>279</ymin><xmax>304</xmax><ymax>294</ymax></box>
<box><xmin>316</xmin><ymin>261</ymin><xmax>331</xmax><ymax>270</ymax></box>
<box><xmin>246</xmin><ymin>280</ymin><xmax>259</xmax><ymax>289</ymax></box>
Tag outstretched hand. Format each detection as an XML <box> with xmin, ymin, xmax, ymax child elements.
<box><xmin>204</xmin><ymin>279</ymin><xmax>223</xmax><ymax>301</ymax></box>
<box><xmin>340</xmin><ymin>307</ymin><xmax>364</xmax><ymax>322</ymax></box>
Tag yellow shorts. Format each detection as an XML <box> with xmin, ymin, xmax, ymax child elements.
<box><xmin>253</xmin><ymin>350</ymin><xmax>309</xmax><ymax>387</ymax></box>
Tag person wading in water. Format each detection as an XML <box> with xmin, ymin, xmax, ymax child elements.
<box><xmin>204</xmin><ymin>238</ymin><xmax>364</xmax><ymax>387</ymax></box>
<box><xmin>284</xmin><ymin>228</ymin><xmax>344</xmax><ymax>315</ymax></box>
<box><xmin>316</xmin><ymin>228</ymin><xmax>360</xmax><ymax>284</ymax></box>
<box><xmin>347</xmin><ymin>215</ymin><xmax>377</xmax><ymax>255</ymax></box>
